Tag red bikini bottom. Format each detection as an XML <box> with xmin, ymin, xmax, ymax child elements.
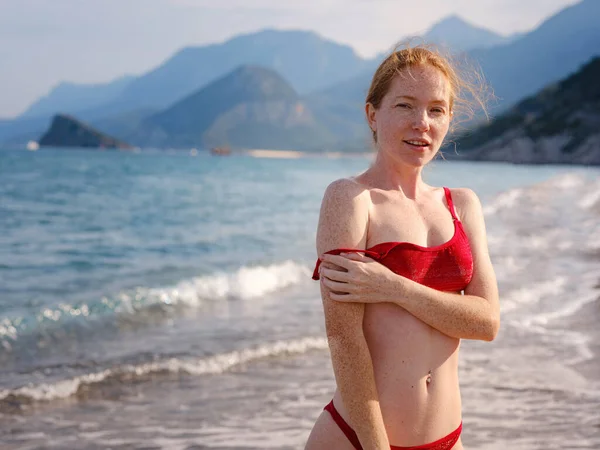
<box><xmin>324</xmin><ymin>400</ymin><xmax>462</xmax><ymax>450</ymax></box>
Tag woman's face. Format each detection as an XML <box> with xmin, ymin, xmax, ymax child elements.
<box><xmin>367</xmin><ymin>64</ymin><xmax>452</xmax><ymax>167</ymax></box>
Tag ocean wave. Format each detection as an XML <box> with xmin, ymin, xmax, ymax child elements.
<box><xmin>185</xmin><ymin>259</ymin><xmax>309</xmax><ymax>301</ymax></box>
<box><xmin>484</xmin><ymin>173</ymin><xmax>599</xmax><ymax>256</ymax></box>
<box><xmin>0</xmin><ymin>336</ymin><xmax>328</xmax><ymax>406</ymax></box>
<box><xmin>114</xmin><ymin>259</ymin><xmax>310</xmax><ymax>310</ymax></box>
<box><xmin>482</xmin><ymin>172</ymin><xmax>600</xmax><ymax>322</ymax></box>
<box><xmin>0</xmin><ymin>260</ymin><xmax>311</xmax><ymax>348</ymax></box>
<box><xmin>483</xmin><ymin>187</ymin><xmax>523</xmax><ymax>216</ymax></box>
<box><xmin>483</xmin><ymin>172</ymin><xmax>599</xmax><ymax>217</ymax></box>
<box><xmin>500</xmin><ymin>277</ymin><xmax>568</xmax><ymax>314</ymax></box>
<box><xmin>578</xmin><ymin>187</ymin><xmax>600</xmax><ymax>211</ymax></box>
<box><xmin>481</xmin><ymin>172</ymin><xmax>600</xmax><ymax>374</ymax></box>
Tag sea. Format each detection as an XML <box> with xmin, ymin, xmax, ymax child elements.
<box><xmin>0</xmin><ymin>147</ymin><xmax>599</xmax><ymax>450</ymax></box>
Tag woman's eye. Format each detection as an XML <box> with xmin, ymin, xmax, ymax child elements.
<box><xmin>396</xmin><ymin>103</ymin><xmax>410</xmax><ymax>109</ymax></box>
<box><xmin>431</xmin><ymin>108</ymin><xmax>445</xmax><ymax>114</ymax></box>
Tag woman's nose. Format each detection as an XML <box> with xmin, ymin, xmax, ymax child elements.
<box><xmin>412</xmin><ymin>110</ymin><xmax>430</xmax><ymax>132</ymax></box>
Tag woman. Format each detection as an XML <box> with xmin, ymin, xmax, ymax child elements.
<box><xmin>305</xmin><ymin>46</ymin><xmax>499</xmax><ymax>450</ymax></box>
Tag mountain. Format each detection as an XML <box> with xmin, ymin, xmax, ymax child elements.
<box><xmin>20</xmin><ymin>18</ymin><xmax>501</xmax><ymax>125</ymax></box>
<box><xmin>453</xmin><ymin>57</ymin><xmax>600</xmax><ymax>165</ymax></box>
<box><xmin>82</xmin><ymin>29</ymin><xmax>371</xmax><ymax>119</ymax></box>
<box><xmin>2</xmin><ymin>29</ymin><xmax>370</xmax><ymax>145</ymax></box>
<box><xmin>39</xmin><ymin>114</ymin><xmax>133</xmax><ymax>149</ymax></box>
<box><xmin>133</xmin><ymin>66</ymin><xmax>335</xmax><ymax>150</ymax></box>
<box><xmin>303</xmin><ymin>72</ymin><xmax>374</xmax><ymax>148</ymax></box>
<box><xmin>5</xmin><ymin>2</ymin><xmax>599</xmax><ymax>154</ymax></box>
<box><xmin>472</xmin><ymin>0</ymin><xmax>600</xmax><ymax>110</ymax></box>
<box><xmin>0</xmin><ymin>30</ymin><xmax>369</xmax><ymax>142</ymax></box>
<box><xmin>422</xmin><ymin>15</ymin><xmax>510</xmax><ymax>51</ymax></box>
<box><xmin>20</xmin><ymin>76</ymin><xmax>135</xmax><ymax>119</ymax></box>
<box><xmin>310</xmin><ymin>0</ymin><xmax>600</xmax><ymax>145</ymax></box>
<box><xmin>91</xmin><ymin>107</ymin><xmax>159</xmax><ymax>143</ymax></box>
<box><xmin>304</xmin><ymin>15</ymin><xmax>513</xmax><ymax>139</ymax></box>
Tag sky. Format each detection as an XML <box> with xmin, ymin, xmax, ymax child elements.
<box><xmin>0</xmin><ymin>0</ymin><xmax>581</xmax><ymax>118</ymax></box>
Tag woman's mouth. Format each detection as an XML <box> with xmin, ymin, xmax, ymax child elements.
<box><xmin>403</xmin><ymin>139</ymin><xmax>430</xmax><ymax>150</ymax></box>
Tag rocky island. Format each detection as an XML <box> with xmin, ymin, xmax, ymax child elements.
<box><xmin>39</xmin><ymin>114</ymin><xmax>133</xmax><ymax>149</ymax></box>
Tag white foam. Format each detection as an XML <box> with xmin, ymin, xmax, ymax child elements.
<box><xmin>545</xmin><ymin>172</ymin><xmax>587</xmax><ymax>189</ymax></box>
<box><xmin>519</xmin><ymin>272</ymin><xmax>599</xmax><ymax>327</ymax></box>
<box><xmin>0</xmin><ymin>318</ymin><xmax>18</xmax><ymax>340</ymax></box>
<box><xmin>123</xmin><ymin>260</ymin><xmax>311</xmax><ymax>309</ymax></box>
<box><xmin>1</xmin><ymin>260</ymin><xmax>312</xmax><ymax>347</ymax></box>
<box><xmin>483</xmin><ymin>188</ymin><xmax>523</xmax><ymax>216</ymax></box>
<box><xmin>578</xmin><ymin>187</ymin><xmax>600</xmax><ymax>210</ymax></box>
<box><xmin>0</xmin><ymin>336</ymin><xmax>328</xmax><ymax>403</ymax></box>
<box><xmin>501</xmin><ymin>277</ymin><xmax>567</xmax><ymax>314</ymax></box>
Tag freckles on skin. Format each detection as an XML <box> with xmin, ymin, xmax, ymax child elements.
<box><xmin>373</xmin><ymin>64</ymin><xmax>452</xmax><ymax>164</ymax></box>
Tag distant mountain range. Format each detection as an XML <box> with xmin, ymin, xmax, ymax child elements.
<box><xmin>19</xmin><ymin>76</ymin><xmax>135</xmax><ymax>119</ymax></box>
<box><xmin>421</xmin><ymin>15</ymin><xmax>514</xmax><ymax>51</ymax></box>
<box><xmin>451</xmin><ymin>57</ymin><xmax>600</xmax><ymax>165</ymax></box>
<box><xmin>470</xmin><ymin>0</ymin><xmax>600</xmax><ymax>110</ymax></box>
<box><xmin>21</xmin><ymin>30</ymin><xmax>372</xmax><ymax>124</ymax></box>
<box><xmin>132</xmin><ymin>66</ymin><xmax>336</xmax><ymax>150</ymax></box>
<box><xmin>2</xmin><ymin>0</ymin><xmax>599</xmax><ymax>163</ymax></box>
<box><xmin>11</xmin><ymin>16</ymin><xmax>512</xmax><ymax>127</ymax></box>
<box><xmin>312</xmin><ymin>0</ymin><xmax>600</xmax><ymax>129</ymax></box>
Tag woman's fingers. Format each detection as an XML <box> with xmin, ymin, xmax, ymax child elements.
<box><xmin>321</xmin><ymin>276</ymin><xmax>352</xmax><ymax>293</ymax></box>
<box><xmin>319</xmin><ymin>261</ymin><xmax>346</xmax><ymax>272</ymax></box>
<box><xmin>321</xmin><ymin>254</ymin><xmax>351</xmax><ymax>269</ymax></box>
<box><xmin>330</xmin><ymin>292</ymin><xmax>358</xmax><ymax>302</ymax></box>
<box><xmin>321</xmin><ymin>267</ymin><xmax>351</xmax><ymax>283</ymax></box>
<box><xmin>340</xmin><ymin>252</ymin><xmax>374</xmax><ymax>263</ymax></box>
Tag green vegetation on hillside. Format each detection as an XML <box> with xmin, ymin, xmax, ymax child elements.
<box><xmin>458</xmin><ymin>57</ymin><xmax>600</xmax><ymax>155</ymax></box>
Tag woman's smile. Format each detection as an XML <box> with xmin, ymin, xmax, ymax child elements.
<box><xmin>402</xmin><ymin>139</ymin><xmax>431</xmax><ymax>151</ymax></box>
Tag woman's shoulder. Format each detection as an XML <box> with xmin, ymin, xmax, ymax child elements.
<box><xmin>317</xmin><ymin>177</ymin><xmax>371</xmax><ymax>253</ymax></box>
<box><xmin>322</xmin><ymin>177</ymin><xmax>371</xmax><ymax>207</ymax></box>
<box><xmin>446</xmin><ymin>187</ymin><xmax>480</xmax><ymax>204</ymax></box>
<box><xmin>445</xmin><ymin>187</ymin><xmax>484</xmax><ymax>223</ymax></box>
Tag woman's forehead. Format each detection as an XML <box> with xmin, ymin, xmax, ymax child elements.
<box><xmin>387</xmin><ymin>65</ymin><xmax>451</xmax><ymax>101</ymax></box>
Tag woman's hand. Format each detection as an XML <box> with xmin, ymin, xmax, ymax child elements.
<box><xmin>319</xmin><ymin>252</ymin><xmax>404</xmax><ymax>304</ymax></box>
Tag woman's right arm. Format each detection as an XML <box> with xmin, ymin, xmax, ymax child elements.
<box><xmin>317</xmin><ymin>179</ymin><xmax>390</xmax><ymax>450</ymax></box>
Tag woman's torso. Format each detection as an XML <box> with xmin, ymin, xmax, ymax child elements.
<box><xmin>332</xmin><ymin>182</ymin><xmax>466</xmax><ymax>445</ymax></box>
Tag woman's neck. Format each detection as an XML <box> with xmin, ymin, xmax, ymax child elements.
<box><xmin>366</xmin><ymin>151</ymin><xmax>427</xmax><ymax>199</ymax></box>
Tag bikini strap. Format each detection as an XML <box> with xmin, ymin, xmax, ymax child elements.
<box><xmin>443</xmin><ymin>187</ymin><xmax>459</xmax><ymax>221</ymax></box>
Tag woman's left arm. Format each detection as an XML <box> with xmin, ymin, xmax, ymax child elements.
<box><xmin>320</xmin><ymin>188</ymin><xmax>500</xmax><ymax>342</ymax></box>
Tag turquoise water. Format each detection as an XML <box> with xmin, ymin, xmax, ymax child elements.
<box><xmin>1</xmin><ymin>148</ymin><xmax>599</xmax><ymax>449</ymax></box>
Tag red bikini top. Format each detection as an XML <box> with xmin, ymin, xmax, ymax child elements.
<box><xmin>312</xmin><ymin>187</ymin><xmax>474</xmax><ymax>292</ymax></box>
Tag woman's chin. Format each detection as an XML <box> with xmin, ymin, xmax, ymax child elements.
<box><xmin>379</xmin><ymin>146</ymin><xmax>438</xmax><ymax>167</ymax></box>
<box><xmin>402</xmin><ymin>151</ymin><xmax>437</xmax><ymax>167</ymax></box>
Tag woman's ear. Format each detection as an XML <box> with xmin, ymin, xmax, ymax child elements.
<box><xmin>365</xmin><ymin>103</ymin><xmax>377</xmax><ymax>133</ymax></box>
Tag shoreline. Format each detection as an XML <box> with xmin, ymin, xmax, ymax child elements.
<box><xmin>243</xmin><ymin>148</ymin><xmax>372</xmax><ymax>159</ymax></box>
<box><xmin>3</xmin><ymin>146</ymin><xmax>600</xmax><ymax>167</ymax></box>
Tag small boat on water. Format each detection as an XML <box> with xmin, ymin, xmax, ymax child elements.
<box><xmin>210</xmin><ymin>146</ymin><xmax>231</xmax><ymax>156</ymax></box>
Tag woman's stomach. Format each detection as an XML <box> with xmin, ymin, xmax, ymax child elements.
<box><xmin>333</xmin><ymin>301</ymin><xmax>462</xmax><ymax>446</ymax></box>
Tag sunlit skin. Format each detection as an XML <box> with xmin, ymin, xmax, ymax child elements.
<box><xmin>305</xmin><ymin>63</ymin><xmax>499</xmax><ymax>450</ymax></box>
<box><xmin>366</xmin><ymin>64</ymin><xmax>452</xmax><ymax>182</ymax></box>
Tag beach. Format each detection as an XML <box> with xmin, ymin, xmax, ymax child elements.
<box><xmin>0</xmin><ymin>148</ymin><xmax>599</xmax><ymax>449</ymax></box>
